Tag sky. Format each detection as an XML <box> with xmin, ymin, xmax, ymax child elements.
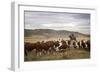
<box><xmin>24</xmin><ymin>11</ymin><xmax>90</xmax><ymax>35</ymax></box>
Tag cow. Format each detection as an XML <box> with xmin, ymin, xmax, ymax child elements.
<box><xmin>77</xmin><ymin>41</ymin><xmax>82</xmax><ymax>48</ymax></box>
<box><xmin>85</xmin><ymin>40</ymin><xmax>90</xmax><ymax>51</ymax></box>
<box><xmin>59</xmin><ymin>40</ymin><xmax>68</xmax><ymax>53</ymax></box>
<box><xmin>24</xmin><ymin>42</ymin><xmax>36</xmax><ymax>56</ymax></box>
<box><xmin>81</xmin><ymin>40</ymin><xmax>87</xmax><ymax>49</ymax></box>
<box><xmin>73</xmin><ymin>41</ymin><xmax>79</xmax><ymax>48</ymax></box>
<box><xmin>53</xmin><ymin>41</ymin><xmax>60</xmax><ymax>52</ymax></box>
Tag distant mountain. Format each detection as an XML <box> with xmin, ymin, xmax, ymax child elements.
<box><xmin>24</xmin><ymin>29</ymin><xmax>90</xmax><ymax>38</ymax></box>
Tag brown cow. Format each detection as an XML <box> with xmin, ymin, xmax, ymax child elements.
<box><xmin>24</xmin><ymin>42</ymin><xmax>36</xmax><ymax>56</ymax></box>
<box><xmin>59</xmin><ymin>40</ymin><xmax>68</xmax><ymax>53</ymax></box>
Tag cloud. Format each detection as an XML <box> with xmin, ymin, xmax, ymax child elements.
<box><xmin>42</xmin><ymin>23</ymin><xmax>76</xmax><ymax>27</ymax></box>
<box><xmin>24</xmin><ymin>11</ymin><xmax>90</xmax><ymax>34</ymax></box>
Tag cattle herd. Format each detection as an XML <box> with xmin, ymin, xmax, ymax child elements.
<box><xmin>24</xmin><ymin>39</ymin><xmax>90</xmax><ymax>56</ymax></box>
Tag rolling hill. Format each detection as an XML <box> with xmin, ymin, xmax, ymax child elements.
<box><xmin>24</xmin><ymin>29</ymin><xmax>90</xmax><ymax>38</ymax></box>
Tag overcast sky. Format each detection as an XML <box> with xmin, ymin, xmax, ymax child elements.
<box><xmin>24</xmin><ymin>11</ymin><xmax>90</xmax><ymax>35</ymax></box>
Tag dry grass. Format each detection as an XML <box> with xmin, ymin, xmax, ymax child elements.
<box><xmin>24</xmin><ymin>49</ymin><xmax>90</xmax><ymax>62</ymax></box>
<box><xmin>24</xmin><ymin>36</ymin><xmax>90</xmax><ymax>43</ymax></box>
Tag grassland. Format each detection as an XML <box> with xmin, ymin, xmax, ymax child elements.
<box><xmin>24</xmin><ymin>48</ymin><xmax>90</xmax><ymax>61</ymax></box>
<box><xmin>24</xmin><ymin>36</ymin><xmax>90</xmax><ymax>43</ymax></box>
